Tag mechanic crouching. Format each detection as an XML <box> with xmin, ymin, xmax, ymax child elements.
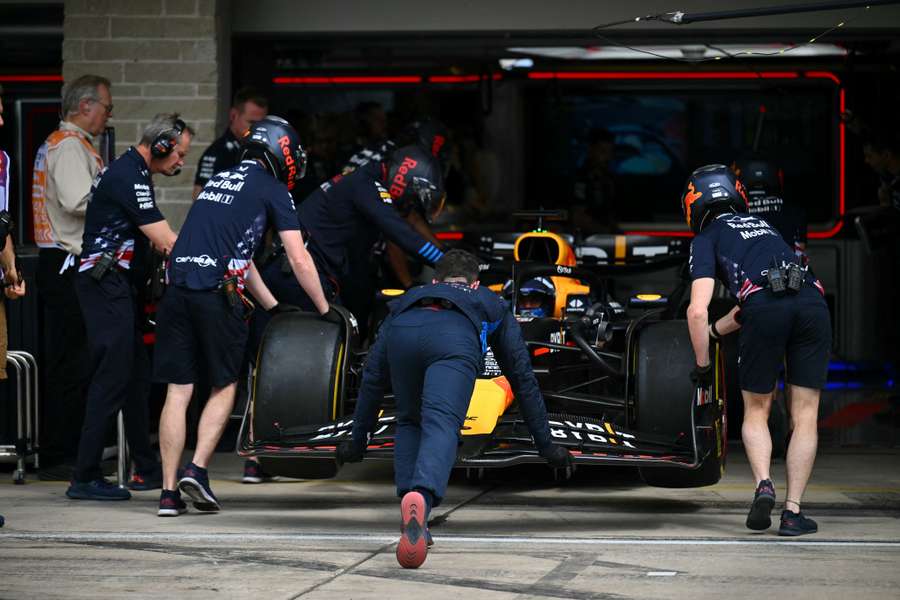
<box><xmin>66</xmin><ymin>114</ymin><xmax>187</xmax><ymax>501</ymax></box>
<box><xmin>339</xmin><ymin>249</ymin><xmax>572</xmax><ymax>568</ymax></box>
<box><xmin>154</xmin><ymin>116</ymin><xmax>334</xmax><ymax>517</ymax></box>
<box><xmin>681</xmin><ymin>165</ymin><xmax>831</xmax><ymax>536</ymax></box>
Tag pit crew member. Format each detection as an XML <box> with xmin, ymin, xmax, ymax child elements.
<box><xmin>66</xmin><ymin>113</ymin><xmax>187</xmax><ymax>501</ymax></box>
<box><xmin>682</xmin><ymin>164</ymin><xmax>831</xmax><ymax>536</ymax></box>
<box><xmin>253</xmin><ymin>144</ymin><xmax>446</xmax><ymax>345</ymax></box>
<box><xmin>154</xmin><ymin>116</ymin><xmax>332</xmax><ymax>517</ymax></box>
<box><xmin>339</xmin><ymin>249</ymin><xmax>572</xmax><ymax>568</ymax></box>
<box><xmin>192</xmin><ymin>87</ymin><xmax>267</xmax><ymax>199</ymax></box>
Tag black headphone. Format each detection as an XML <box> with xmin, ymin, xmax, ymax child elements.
<box><xmin>150</xmin><ymin>118</ymin><xmax>187</xmax><ymax>158</ymax></box>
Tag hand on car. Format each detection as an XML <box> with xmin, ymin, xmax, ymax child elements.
<box><xmin>539</xmin><ymin>444</ymin><xmax>573</xmax><ymax>468</ymax></box>
<box><xmin>321</xmin><ymin>306</ymin><xmax>343</xmax><ymax>325</ymax></box>
<box><xmin>336</xmin><ymin>438</ymin><xmax>366</xmax><ymax>465</ymax></box>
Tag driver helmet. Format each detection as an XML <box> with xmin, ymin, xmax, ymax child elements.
<box><xmin>681</xmin><ymin>164</ymin><xmax>749</xmax><ymax>234</ymax></box>
<box><xmin>517</xmin><ymin>277</ymin><xmax>556</xmax><ymax>318</ymax></box>
<box><xmin>240</xmin><ymin>115</ymin><xmax>307</xmax><ymax>191</ymax></box>
<box><xmin>385</xmin><ymin>145</ymin><xmax>446</xmax><ymax>221</ymax></box>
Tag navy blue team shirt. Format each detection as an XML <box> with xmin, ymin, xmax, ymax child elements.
<box><xmin>296</xmin><ymin>167</ymin><xmax>442</xmax><ymax>282</ymax></box>
<box><xmin>352</xmin><ymin>282</ymin><xmax>553</xmax><ymax>450</ymax></box>
<box><xmin>80</xmin><ymin>147</ymin><xmax>164</xmax><ymax>273</ymax></box>
<box><xmin>689</xmin><ymin>212</ymin><xmax>823</xmax><ymax>302</ymax></box>
<box><xmin>194</xmin><ymin>128</ymin><xmax>242</xmax><ymax>189</ymax></box>
<box><xmin>169</xmin><ymin>159</ymin><xmax>300</xmax><ymax>290</ymax></box>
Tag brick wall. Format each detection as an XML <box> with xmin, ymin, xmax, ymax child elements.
<box><xmin>62</xmin><ymin>0</ymin><xmax>231</xmax><ymax>228</ymax></box>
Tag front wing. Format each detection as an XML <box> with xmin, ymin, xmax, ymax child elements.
<box><xmin>240</xmin><ymin>397</ymin><xmax>719</xmax><ymax>471</ymax></box>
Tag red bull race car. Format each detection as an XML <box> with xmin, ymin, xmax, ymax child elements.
<box><xmin>238</xmin><ymin>214</ymin><xmax>728</xmax><ymax>488</ymax></box>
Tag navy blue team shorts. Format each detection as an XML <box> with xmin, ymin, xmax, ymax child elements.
<box><xmin>153</xmin><ymin>285</ymin><xmax>248</xmax><ymax>388</ymax></box>
<box><xmin>738</xmin><ymin>284</ymin><xmax>832</xmax><ymax>394</ymax></box>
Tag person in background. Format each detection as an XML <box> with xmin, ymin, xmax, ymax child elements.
<box><xmin>571</xmin><ymin>128</ymin><xmax>617</xmax><ymax>234</ymax></box>
<box><xmin>192</xmin><ymin>87</ymin><xmax>268</xmax><ymax>199</ymax></box>
<box><xmin>0</xmin><ymin>84</ymin><xmax>28</xmax><ymax>384</ymax></box>
<box><xmin>32</xmin><ymin>74</ymin><xmax>111</xmax><ymax>478</ymax></box>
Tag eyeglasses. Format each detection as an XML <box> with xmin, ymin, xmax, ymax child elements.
<box><xmin>91</xmin><ymin>99</ymin><xmax>113</xmax><ymax>115</ymax></box>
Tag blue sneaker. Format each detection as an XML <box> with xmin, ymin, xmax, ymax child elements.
<box><xmin>177</xmin><ymin>463</ymin><xmax>220</xmax><ymax>512</ymax></box>
<box><xmin>66</xmin><ymin>479</ymin><xmax>132</xmax><ymax>501</ymax></box>
<box><xmin>779</xmin><ymin>510</ymin><xmax>818</xmax><ymax>536</ymax></box>
<box><xmin>157</xmin><ymin>489</ymin><xmax>188</xmax><ymax>517</ymax></box>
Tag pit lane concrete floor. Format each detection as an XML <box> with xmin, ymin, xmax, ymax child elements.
<box><xmin>1</xmin><ymin>448</ymin><xmax>898</xmax><ymax>600</ymax></box>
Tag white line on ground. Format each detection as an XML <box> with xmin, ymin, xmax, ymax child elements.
<box><xmin>647</xmin><ymin>571</ymin><xmax>678</xmax><ymax>577</ymax></box>
<box><xmin>3</xmin><ymin>531</ymin><xmax>900</xmax><ymax>548</ymax></box>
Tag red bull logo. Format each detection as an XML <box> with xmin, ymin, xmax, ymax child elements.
<box><xmin>278</xmin><ymin>135</ymin><xmax>297</xmax><ymax>189</ymax></box>
<box><xmin>389</xmin><ymin>156</ymin><xmax>417</xmax><ymax>199</ymax></box>
<box><xmin>431</xmin><ymin>135</ymin><xmax>446</xmax><ymax>157</ymax></box>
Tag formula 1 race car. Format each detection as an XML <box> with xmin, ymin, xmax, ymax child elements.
<box><xmin>238</xmin><ymin>215</ymin><xmax>728</xmax><ymax>488</ymax></box>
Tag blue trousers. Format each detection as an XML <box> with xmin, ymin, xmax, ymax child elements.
<box><xmin>73</xmin><ymin>270</ymin><xmax>156</xmax><ymax>482</ymax></box>
<box><xmin>386</xmin><ymin>308</ymin><xmax>480</xmax><ymax>507</ymax></box>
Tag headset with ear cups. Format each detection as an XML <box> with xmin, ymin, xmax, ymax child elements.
<box><xmin>150</xmin><ymin>118</ymin><xmax>187</xmax><ymax>158</ymax></box>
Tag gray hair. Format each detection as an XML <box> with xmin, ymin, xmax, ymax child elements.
<box><xmin>139</xmin><ymin>112</ymin><xmax>195</xmax><ymax>146</ymax></box>
<box><xmin>61</xmin><ymin>74</ymin><xmax>111</xmax><ymax>116</ymax></box>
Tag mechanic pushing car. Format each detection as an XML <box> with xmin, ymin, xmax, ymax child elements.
<box><xmin>341</xmin><ymin>118</ymin><xmax>450</xmax><ymax>336</ymax></box>
<box><xmin>682</xmin><ymin>164</ymin><xmax>831</xmax><ymax>536</ymax></box>
<box><xmin>154</xmin><ymin>116</ymin><xmax>334</xmax><ymax>517</ymax></box>
<box><xmin>67</xmin><ymin>113</ymin><xmax>186</xmax><ymax>501</ymax></box>
<box><xmin>338</xmin><ymin>249</ymin><xmax>572</xmax><ymax>568</ymax></box>
<box><xmin>250</xmin><ymin>144</ymin><xmax>446</xmax><ymax>349</ymax></box>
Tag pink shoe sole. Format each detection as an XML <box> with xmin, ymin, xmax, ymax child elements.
<box><xmin>396</xmin><ymin>491</ymin><xmax>428</xmax><ymax>569</ymax></box>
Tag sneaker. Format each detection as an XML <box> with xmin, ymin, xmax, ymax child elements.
<box><xmin>778</xmin><ymin>510</ymin><xmax>818</xmax><ymax>536</ymax></box>
<box><xmin>157</xmin><ymin>490</ymin><xmax>187</xmax><ymax>517</ymax></box>
<box><xmin>128</xmin><ymin>466</ymin><xmax>163</xmax><ymax>491</ymax></box>
<box><xmin>242</xmin><ymin>459</ymin><xmax>273</xmax><ymax>484</ymax></box>
<box><xmin>66</xmin><ymin>479</ymin><xmax>132</xmax><ymax>501</ymax></box>
<box><xmin>396</xmin><ymin>491</ymin><xmax>428</xmax><ymax>569</ymax></box>
<box><xmin>426</xmin><ymin>528</ymin><xmax>434</xmax><ymax>548</ymax></box>
<box><xmin>177</xmin><ymin>463</ymin><xmax>220</xmax><ymax>512</ymax></box>
<box><xmin>745</xmin><ymin>479</ymin><xmax>776</xmax><ymax>531</ymax></box>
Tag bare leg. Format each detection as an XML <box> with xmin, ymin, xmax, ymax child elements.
<box><xmin>741</xmin><ymin>389</ymin><xmax>775</xmax><ymax>484</ymax></box>
<box><xmin>784</xmin><ymin>384</ymin><xmax>820</xmax><ymax>512</ymax></box>
<box><xmin>191</xmin><ymin>383</ymin><xmax>237</xmax><ymax>469</ymax></box>
<box><xmin>159</xmin><ymin>383</ymin><xmax>194</xmax><ymax>491</ymax></box>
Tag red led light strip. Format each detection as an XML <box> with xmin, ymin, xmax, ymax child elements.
<box><xmin>0</xmin><ymin>74</ymin><xmax>63</xmax><ymax>82</ymax></box>
<box><xmin>428</xmin><ymin>74</ymin><xmax>502</xmax><ymax>83</ymax></box>
<box><xmin>273</xmin><ymin>76</ymin><xmax>422</xmax><ymax>85</ymax></box>
<box><xmin>435</xmin><ymin>231</ymin><xmax>464</xmax><ymax>241</ymax></box>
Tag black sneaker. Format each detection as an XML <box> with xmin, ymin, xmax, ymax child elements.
<box><xmin>241</xmin><ymin>459</ymin><xmax>273</xmax><ymax>484</ymax></box>
<box><xmin>745</xmin><ymin>479</ymin><xmax>776</xmax><ymax>530</ymax></box>
<box><xmin>66</xmin><ymin>479</ymin><xmax>132</xmax><ymax>501</ymax></box>
<box><xmin>157</xmin><ymin>490</ymin><xmax>187</xmax><ymax>517</ymax></box>
<box><xmin>177</xmin><ymin>463</ymin><xmax>220</xmax><ymax>512</ymax></box>
<box><xmin>778</xmin><ymin>510</ymin><xmax>818</xmax><ymax>536</ymax></box>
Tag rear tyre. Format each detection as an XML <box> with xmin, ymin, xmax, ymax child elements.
<box><xmin>252</xmin><ymin>312</ymin><xmax>346</xmax><ymax>479</ymax></box>
<box><xmin>634</xmin><ymin>320</ymin><xmax>724</xmax><ymax>488</ymax></box>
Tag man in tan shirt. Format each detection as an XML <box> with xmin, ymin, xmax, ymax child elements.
<box><xmin>32</xmin><ymin>74</ymin><xmax>111</xmax><ymax>475</ymax></box>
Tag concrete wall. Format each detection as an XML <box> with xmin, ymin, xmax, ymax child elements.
<box><xmin>62</xmin><ymin>0</ymin><xmax>231</xmax><ymax>228</ymax></box>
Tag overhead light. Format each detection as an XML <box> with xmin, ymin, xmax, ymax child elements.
<box><xmin>499</xmin><ymin>58</ymin><xmax>534</xmax><ymax>70</ymax></box>
<box><xmin>507</xmin><ymin>44</ymin><xmax>847</xmax><ymax>61</ymax></box>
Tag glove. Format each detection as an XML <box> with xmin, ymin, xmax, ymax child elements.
<box><xmin>336</xmin><ymin>439</ymin><xmax>366</xmax><ymax>465</ymax></box>
<box><xmin>321</xmin><ymin>306</ymin><xmax>343</xmax><ymax>325</ymax></box>
<box><xmin>539</xmin><ymin>444</ymin><xmax>573</xmax><ymax>469</ymax></box>
<box><xmin>690</xmin><ymin>364</ymin><xmax>714</xmax><ymax>388</ymax></box>
<box><xmin>268</xmin><ymin>303</ymin><xmax>302</xmax><ymax>316</ymax></box>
